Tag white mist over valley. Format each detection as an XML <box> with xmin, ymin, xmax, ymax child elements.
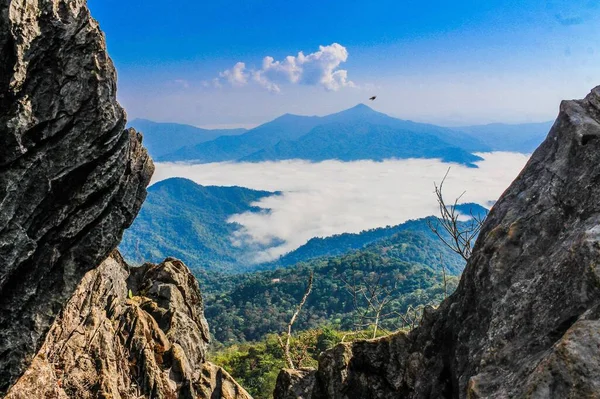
<box><xmin>152</xmin><ymin>152</ymin><xmax>529</xmax><ymax>262</ymax></box>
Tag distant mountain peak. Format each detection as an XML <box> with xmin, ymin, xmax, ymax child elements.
<box><xmin>351</xmin><ymin>103</ymin><xmax>374</xmax><ymax>110</ymax></box>
<box><xmin>274</xmin><ymin>113</ymin><xmax>305</xmax><ymax>120</ymax></box>
<box><xmin>326</xmin><ymin>103</ymin><xmax>386</xmax><ymax>120</ymax></box>
<box><xmin>346</xmin><ymin>103</ymin><xmax>376</xmax><ymax>113</ymax></box>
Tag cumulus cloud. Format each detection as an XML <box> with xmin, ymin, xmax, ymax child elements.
<box><xmin>219</xmin><ymin>62</ymin><xmax>249</xmax><ymax>86</ymax></box>
<box><xmin>152</xmin><ymin>153</ymin><xmax>530</xmax><ymax>263</ymax></box>
<box><xmin>217</xmin><ymin>43</ymin><xmax>354</xmax><ymax>93</ymax></box>
<box><xmin>295</xmin><ymin>43</ymin><xmax>354</xmax><ymax>91</ymax></box>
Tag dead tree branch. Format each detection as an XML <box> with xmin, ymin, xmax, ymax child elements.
<box><xmin>427</xmin><ymin>168</ymin><xmax>486</xmax><ymax>261</ymax></box>
<box><xmin>281</xmin><ymin>271</ymin><xmax>314</xmax><ymax>369</ymax></box>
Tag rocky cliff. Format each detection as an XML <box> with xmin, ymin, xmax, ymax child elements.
<box><xmin>0</xmin><ymin>2</ymin><xmax>254</xmax><ymax>397</ymax></box>
<box><xmin>6</xmin><ymin>252</ymin><xmax>251</xmax><ymax>399</ymax></box>
<box><xmin>0</xmin><ymin>0</ymin><xmax>153</xmax><ymax>393</ymax></box>
<box><xmin>275</xmin><ymin>86</ymin><xmax>600</xmax><ymax>398</ymax></box>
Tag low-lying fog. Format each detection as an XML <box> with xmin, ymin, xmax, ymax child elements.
<box><xmin>152</xmin><ymin>153</ymin><xmax>530</xmax><ymax>263</ymax></box>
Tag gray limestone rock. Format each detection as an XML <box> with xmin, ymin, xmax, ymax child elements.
<box><xmin>0</xmin><ymin>0</ymin><xmax>153</xmax><ymax>392</ymax></box>
<box><xmin>274</xmin><ymin>368</ymin><xmax>320</xmax><ymax>399</ymax></box>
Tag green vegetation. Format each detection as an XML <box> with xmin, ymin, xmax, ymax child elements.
<box><xmin>181</xmin><ymin>180</ymin><xmax>483</xmax><ymax>397</ymax></box>
<box><xmin>270</xmin><ymin>215</ymin><xmax>469</xmax><ymax>273</ymax></box>
<box><xmin>120</xmin><ymin>177</ymin><xmax>482</xmax><ymax>398</ymax></box>
<box><xmin>121</xmin><ymin>177</ymin><xmax>480</xmax><ymax>275</ymax></box>
<box><xmin>207</xmin><ymin>228</ymin><xmax>464</xmax><ymax>397</ymax></box>
<box><xmin>201</xmin><ymin>230</ymin><xmax>462</xmax><ymax>344</ymax></box>
<box><xmin>211</xmin><ymin>327</ymin><xmax>374</xmax><ymax>399</ymax></box>
<box><xmin>119</xmin><ymin>178</ymin><xmax>274</xmax><ymax>272</ymax></box>
<box><xmin>211</xmin><ymin>336</ymin><xmax>284</xmax><ymax>398</ymax></box>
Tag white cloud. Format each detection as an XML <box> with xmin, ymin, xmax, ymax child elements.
<box><xmin>217</xmin><ymin>43</ymin><xmax>354</xmax><ymax>93</ymax></box>
<box><xmin>296</xmin><ymin>43</ymin><xmax>354</xmax><ymax>91</ymax></box>
<box><xmin>219</xmin><ymin>62</ymin><xmax>249</xmax><ymax>87</ymax></box>
<box><xmin>152</xmin><ymin>153</ymin><xmax>530</xmax><ymax>263</ymax></box>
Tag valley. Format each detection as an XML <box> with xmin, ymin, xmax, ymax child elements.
<box><xmin>3</xmin><ymin>1</ymin><xmax>599</xmax><ymax>398</ymax></box>
<box><xmin>115</xmin><ymin>109</ymin><xmax>546</xmax><ymax>397</ymax></box>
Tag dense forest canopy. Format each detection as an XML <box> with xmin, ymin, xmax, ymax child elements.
<box><xmin>201</xmin><ymin>230</ymin><xmax>463</xmax><ymax>344</ymax></box>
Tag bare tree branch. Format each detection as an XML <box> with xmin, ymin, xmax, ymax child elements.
<box><xmin>281</xmin><ymin>271</ymin><xmax>314</xmax><ymax>369</ymax></box>
<box><xmin>427</xmin><ymin>167</ymin><xmax>486</xmax><ymax>261</ymax></box>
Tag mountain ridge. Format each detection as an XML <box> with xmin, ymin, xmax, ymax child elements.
<box><xmin>129</xmin><ymin>118</ymin><xmax>247</xmax><ymax>158</ymax></box>
<box><xmin>119</xmin><ymin>177</ymin><xmax>276</xmax><ymax>272</ymax></box>
<box><xmin>201</xmin><ymin>229</ymin><xmax>464</xmax><ymax>344</ymax></box>
<box><xmin>269</xmin><ymin>212</ymin><xmax>484</xmax><ymax>272</ymax></box>
<box><xmin>239</xmin><ymin>121</ymin><xmax>485</xmax><ymax>165</ymax></box>
<box><xmin>121</xmin><ymin>177</ymin><xmax>482</xmax><ymax>274</ymax></box>
<box><xmin>147</xmin><ymin>104</ymin><xmax>554</xmax><ymax>166</ymax></box>
<box><xmin>157</xmin><ymin>104</ymin><xmax>491</xmax><ymax>166</ymax></box>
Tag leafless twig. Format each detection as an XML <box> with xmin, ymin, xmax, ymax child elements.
<box><xmin>280</xmin><ymin>271</ymin><xmax>314</xmax><ymax>369</ymax></box>
<box><xmin>427</xmin><ymin>168</ymin><xmax>486</xmax><ymax>261</ymax></box>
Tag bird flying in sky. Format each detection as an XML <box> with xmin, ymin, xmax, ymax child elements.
<box><xmin>369</xmin><ymin>96</ymin><xmax>377</xmax><ymax>101</ymax></box>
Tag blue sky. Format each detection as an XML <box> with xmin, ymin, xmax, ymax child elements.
<box><xmin>89</xmin><ymin>0</ymin><xmax>600</xmax><ymax>128</ymax></box>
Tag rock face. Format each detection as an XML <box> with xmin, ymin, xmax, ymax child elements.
<box><xmin>0</xmin><ymin>0</ymin><xmax>154</xmax><ymax>392</ymax></box>
<box><xmin>6</xmin><ymin>252</ymin><xmax>252</xmax><ymax>399</ymax></box>
<box><xmin>275</xmin><ymin>86</ymin><xmax>600</xmax><ymax>398</ymax></box>
<box><xmin>274</xmin><ymin>368</ymin><xmax>320</xmax><ymax>399</ymax></box>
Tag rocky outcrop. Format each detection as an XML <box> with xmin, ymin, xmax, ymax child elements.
<box><xmin>199</xmin><ymin>362</ymin><xmax>254</xmax><ymax>399</ymax></box>
<box><xmin>0</xmin><ymin>0</ymin><xmax>154</xmax><ymax>392</ymax></box>
<box><xmin>276</xmin><ymin>86</ymin><xmax>600</xmax><ymax>398</ymax></box>
<box><xmin>274</xmin><ymin>368</ymin><xmax>320</xmax><ymax>399</ymax></box>
<box><xmin>6</xmin><ymin>252</ymin><xmax>252</xmax><ymax>399</ymax></box>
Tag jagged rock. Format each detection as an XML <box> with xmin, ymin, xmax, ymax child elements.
<box><xmin>198</xmin><ymin>362</ymin><xmax>253</xmax><ymax>399</ymax></box>
<box><xmin>0</xmin><ymin>0</ymin><xmax>153</xmax><ymax>392</ymax></box>
<box><xmin>275</xmin><ymin>86</ymin><xmax>600</xmax><ymax>398</ymax></box>
<box><xmin>6</xmin><ymin>252</ymin><xmax>252</xmax><ymax>399</ymax></box>
<box><xmin>274</xmin><ymin>368</ymin><xmax>320</xmax><ymax>399</ymax></box>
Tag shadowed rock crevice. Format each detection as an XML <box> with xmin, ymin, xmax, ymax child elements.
<box><xmin>275</xmin><ymin>86</ymin><xmax>600</xmax><ymax>398</ymax></box>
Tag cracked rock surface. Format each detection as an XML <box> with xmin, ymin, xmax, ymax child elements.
<box><xmin>6</xmin><ymin>252</ymin><xmax>252</xmax><ymax>399</ymax></box>
<box><xmin>276</xmin><ymin>87</ymin><xmax>600</xmax><ymax>398</ymax></box>
<box><xmin>0</xmin><ymin>0</ymin><xmax>153</xmax><ymax>391</ymax></box>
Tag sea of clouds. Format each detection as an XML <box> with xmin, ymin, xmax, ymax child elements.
<box><xmin>152</xmin><ymin>153</ymin><xmax>530</xmax><ymax>263</ymax></box>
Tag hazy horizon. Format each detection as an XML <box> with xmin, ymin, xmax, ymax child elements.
<box><xmin>130</xmin><ymin>103</ymin><xmax>557</xmax><ymax>131</ymax></box>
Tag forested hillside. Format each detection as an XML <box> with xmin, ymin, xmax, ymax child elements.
<box><xmin>201</xmin><ymin>230</ymin><xmax>463</xmax><ymax>344</ymax></box>
<box><xmin>205</xmin><ymin>229</ymin><xmax>466</xmax><ymax>398</ymax></box>
<box><xmin>271</xmin><ymin>215</ymin><xmax>474</xmax><ymax>270</ymax></box>
<box><xmin>119</xmin><ymin>178</ymin><xmax>274</xmax><ymax>271</ymax></box>
<box><xmin>121</xmin><ymin>177</ymin><xmax>484</xmax><ymax>273</ymax></box>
